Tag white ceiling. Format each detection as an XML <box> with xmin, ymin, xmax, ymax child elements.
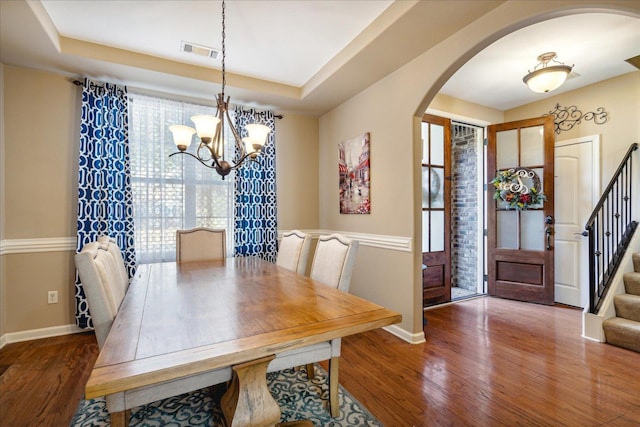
<box><xmin>1</xmin><ymin>1</ymin><xmax>639</xmax><ymax>115</ymax></box>
<box><xmin>39</xmin><ymin>0</ymin><xmax>395</xmax><ymax>87</ymax></box>
<box><xmin>440</xmin><ymin>13</ymin><xmax>640</xmax><ymax>111</ymax></box>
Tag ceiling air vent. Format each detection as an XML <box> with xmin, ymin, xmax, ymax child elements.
<box><xmin>180</xmin><ymin>41</ymin><xmax>220</xmax><ymax>60</ymax></box>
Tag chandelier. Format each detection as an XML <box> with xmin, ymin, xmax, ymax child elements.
<box><xmin>522</xmin><ymin>52</ymin><xmax>573</xmax><ymax>94</ymax></box>
<box><xmin>169</xmin><ymin>0</ymin><xmax>270</xmax><ymax>178</ymax></box>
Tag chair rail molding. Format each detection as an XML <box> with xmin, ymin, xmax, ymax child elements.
<box><xmin>0</xmin><ymin>237</ymin><xmax>77</xmax><ymax>255</ymax></box>
<box><xmin>278</xmin><ymin>230</ymin><xmax>412</xmax><ymax>252</ymax></box>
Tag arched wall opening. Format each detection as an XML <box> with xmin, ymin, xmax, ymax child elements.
<box><xmin>411</xmin><ymin>3</ymin><xmax>639</xmax><ymax>334</ymax></box>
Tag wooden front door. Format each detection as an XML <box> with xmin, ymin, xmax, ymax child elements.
<box><xmin>421</xmin><ymin>114</ymin><xmax>451</xmax><ymax>306</ymax></box>
<box><xmin>487</xmin><ymin>116</ymin><xmax>555</xmax><ymax>304</ymax></box>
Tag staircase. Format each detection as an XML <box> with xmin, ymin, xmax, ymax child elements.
<box><xmin>602</xmin><ymin>253</ymin><xmax>640</xmax><ymax>353</ymax></box>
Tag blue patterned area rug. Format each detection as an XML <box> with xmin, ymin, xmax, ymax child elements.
<box><xmin>70</xmin><ymin>365</ymin><xmax>382</xmax><ymax>426</ymax></box>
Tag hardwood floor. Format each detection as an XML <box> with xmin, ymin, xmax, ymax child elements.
<box><xmin>340</xmin><ymin>297</ymin><xmax>640</xmax><ymax>426</ymax></box>
<box><xmin>1</xmin><ymin>297</ymin><xmax>639</xmax><ymax>426</ymax></box>
<box><xmin>0</xmin><ymin>332</ymin><xmax>98</xmax><ymax>427</ymax></box>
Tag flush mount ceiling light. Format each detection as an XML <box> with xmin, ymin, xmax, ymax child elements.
<box><xmin>522</xmin><ymin>52</ymin><xmax>573</xmax><ymax>94</ymax></box>
<box><xmin>169</xmin><ymin>0</ymin><xmax>270</xmax><ymax>178</ymax></box>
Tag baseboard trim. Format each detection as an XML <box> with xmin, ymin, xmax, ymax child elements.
<box><xmin>0</xmin><ymin>237</ymin><xmax>76</xmax><ymax>255</ymax></box>
<box><xmin>383</xmin><ymin>324</ymin><xmax>425</xmax><ymax>344</ymax></box>
<box><xmin>0</xmin><ymin>324</ymin><xmax>86</xmax><ymax>349</ymax></box>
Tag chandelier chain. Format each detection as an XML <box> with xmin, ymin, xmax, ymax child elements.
<box><xmin>221</xmin><ymin>0</ymin><xmax>226</xmax><ymax>98</ymax></box>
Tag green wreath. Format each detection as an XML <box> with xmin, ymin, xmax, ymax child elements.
<box><xmin>491</xmin><ymin>168</ymin><xmax>546</xmax><ymax>211</ymax></box>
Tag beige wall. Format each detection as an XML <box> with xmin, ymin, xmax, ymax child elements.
<box><xmin>275</xmin><ymin>114</ymin><xmax>319</xmax><ymax>230</ymax></box>
<box><xmin>3</xmin><ymin>66</ymin><xmax>80</xmax><ymax>332</ymax></box>
<box><xmin>1</xmin><ymin>63</ymin><xmax>5</xmax><ymax>338</ymax></box>
<box><xmin>5</xmin><ymin>252</ymin><xmax>76</xmax><ymax>331</ymax></box>
<box><xmin>429</xmin><ymin>93</ymin><xmax>504</xmax><ymax>124</ymax></box>
<box><xmin>4</xmin><ymin>66</ymin><xmax>80</xmax><ymax>239</ymax></box>
<box><xmin>505</xmin><ymin>71</ymin><xmax>640</xmax><ymax>194</ymax></box>
<box><xmin>317</xmin><ymin>1</ymin><xmax>638</xmax><ymax>336</ymax></box>
<box><xmin>0</xmin><ymin>64</ymin><xmax>319</xmax><ymax>334</ymax></box>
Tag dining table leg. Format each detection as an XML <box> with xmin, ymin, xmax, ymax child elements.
<box><xmin>220</xmin><ymin>355</ymin><xmax>281</xmax><ymax>427</ymax></box>
<box><xmin>109</xmin><ymin>409</ymin><xmax>130</xmax><ymax>427</ymax></box>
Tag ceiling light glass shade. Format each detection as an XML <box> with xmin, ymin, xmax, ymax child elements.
<box><xmin>242</xmin><ymin>124</ymin><xmax>271</xmax><ymax>157</ymax></box>
<box><xmin>245</xmin><ymin>124</ymin><xmax>271</xmax><ymax>147</ymax></box>
<box><xmin>190</xmin><ymin>115</ymin><xmax>221</xmax><ymax>142</ymax></box>
<box><xmin>169</xmin><ymin>125</ymin><xmax>196</xmax><ymax>151</ymax></box>
<box><xmin>523</xmin><ymin>65</ymin><xmax>572</xmax><ymax>93</ymax></box>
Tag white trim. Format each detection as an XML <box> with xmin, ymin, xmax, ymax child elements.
<box><xmin>278</xmin><ymin>229</ymin><xmax>412</xmax><ymax>252</ymax></box>
<box><xmin>0</xmin><ymin>237</ymin><xmax>76</xmax><ymax>255</ymax></box>
<box><xmin>383</xmin><ymin>324</ymin><xmax>425</xmax><ymax>344</ymax></box>
<box><xmin>0</xmin><ymin>324</ymin><xmax>86</xmax><ymax>349</ymax></box>
<box><xmin>426</xmin><ymin>108</ymin><xmax>492</xmax><ymax>128</ymax></box>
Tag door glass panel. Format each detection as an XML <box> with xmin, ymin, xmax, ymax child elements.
<box><xmin>521</xmin><ymin>210</ymin><xmax>544</xmax><ymax>251</ymax></box>
<box><xmin>422</xmin><ymin>166</ymin><xmax>430</xmax><ymax>208</ymax></box>
<box><xmin>521</xmin><ymin>126</ymin><xmax>544</xmax><ymax>166</ymax></box>
<box><xmin>496</xmin><ymin>129</ymin><xmax>518</xmax><ymax>169</ymax></box>
<box><xmin>430</xmin><ymin>167</ymin><xmax>444</xmax><ymax>208</ymax></box>
<box><xmin>422</xmin><ymin>210</ymin><xmax>430</xmax><ymax>252</ymax></box>
<box><xmin>497</xmin><ymin>210</ymin><xmax>518</xmax><ymax>249</ymax></box>
<box><xmin>421</xmin><ymin>123</ymin><xmax>429</xmax><ymax>163</ymax></box>
<box><xmin>430</xmin><ymin>125</ymin><xmax>444</xmax><ymax>166</ymax></box>
<box><xmin>430</xmin><ymin>211</ymin><xmax>444</xmax><ymax>251</ymax></box>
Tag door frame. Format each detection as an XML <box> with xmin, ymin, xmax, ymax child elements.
<box><xmin>423</xmin><ymin>110</ymin><xmax>490</xmax><ymax>301</ymax></box>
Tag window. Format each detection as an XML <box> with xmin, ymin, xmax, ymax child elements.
<box><xmin>128</xmin><ymin>94</ymin><xmax>234</xmax><ymax>263</ymax></box>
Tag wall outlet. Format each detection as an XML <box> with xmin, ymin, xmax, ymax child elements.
<box><xmin>47</xmin><ymin>290</ymin><xmax>58</xmax><ymax>304</ymax></box>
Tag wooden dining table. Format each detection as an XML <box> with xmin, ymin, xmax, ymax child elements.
<box><xmin>84</xmin><ymin>257</ymin><xmax>401</xmax><ymax>427</ymax></box>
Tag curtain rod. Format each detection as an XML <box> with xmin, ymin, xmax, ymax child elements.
<box><xmin>71</xmin><ymin>79</ymin><xmax>283</xmax><ymax>119</ymax></box>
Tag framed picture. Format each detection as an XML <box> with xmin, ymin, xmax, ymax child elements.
<box><xmin>338</xmin><ymin>132</ymin><xmax>371</xmax><ymax>214</ymax></box>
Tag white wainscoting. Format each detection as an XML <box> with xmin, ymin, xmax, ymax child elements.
<box><xmin>278</xmin><ymin>229</ymin><xmax>412</xmax><ymax>252</ymax></box>
<box><xmin>0</xmin><ymin>237</ymin><xmax>76</xmax><ymax>255</ymax></box>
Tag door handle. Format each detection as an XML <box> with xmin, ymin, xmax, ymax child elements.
<box><xmin>545</xmin><ymin>226</ymin><xmax>553</xmax><ymax>250</ymax></box>
<box><xmin>573</xmin><ymin>231</ymin><xmax>589</xmax><ymax>237</ymax></box>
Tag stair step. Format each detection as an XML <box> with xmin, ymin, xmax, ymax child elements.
<box><xmin>603</xmin><ymin>317</ymin><xmax>640</xmax><ymax>353</ymax></box>
<box><xmin>613</xmin><ymin>293</ymin><xmax>640</xmax><ymax>322</ymax></box>
<box><xmin>624</xmin><ymin>272</ymin><xmax>640</xmax><ymax>296</ymax></box>
<box><xmin>634</xmin><ymin>253</ymin><xmax>640</xmax><ymax>273</ymax></box>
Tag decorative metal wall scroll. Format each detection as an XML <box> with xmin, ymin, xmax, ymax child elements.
<box><xmin>544</xmin><ymin>103</ymin><xmax>608</xmax><ymax>134</ymax></box>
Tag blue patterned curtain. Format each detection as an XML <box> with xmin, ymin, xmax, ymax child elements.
<box><xmin>233</xmin><ymin>108</ymin><xmax>278</xmax><ymax>262</ymax></box>
<box><xmin>75</xmin><ymin>79</ymin><xmax>137</xmax><ymax>328</ymax></box>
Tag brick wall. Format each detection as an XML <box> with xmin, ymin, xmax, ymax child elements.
<box><xmin>451</xmin><ymin>125</ymin><xmax>478</xmax><ymax>292</ymax></box>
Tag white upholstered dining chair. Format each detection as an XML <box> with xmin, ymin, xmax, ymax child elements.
<box><xmin>268</xmin><ymin>233</ymin><xmax>359</xmax><ymax>417</ymax></box>
<box><xmin>176</xmin><ymin>227</ymin><xmax>226</xmax><ymax>262</ymax></box>
<box><xmin>276</xmin><ymin>230</ymin><xmax>312</xmax><ymax>275</ymax></box>
<box><xmin>75</xmin><ymin>236</ymin><xmax>231</xmax><ymax>427</ymax></box>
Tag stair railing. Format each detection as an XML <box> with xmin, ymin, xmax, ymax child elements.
<box><xmin>584</xmin><ymin>142</ymin><xmax>638</xmax><ymax>314</ymax></box>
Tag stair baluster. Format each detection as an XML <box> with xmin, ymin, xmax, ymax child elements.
<box><xmin>585</xmin><ymin>142</ymin><xmax>638</xmax><ymax>314</ymax></box>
